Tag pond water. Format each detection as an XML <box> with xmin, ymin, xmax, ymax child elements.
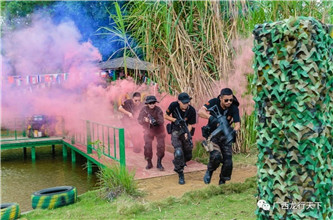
<box><xmin>1</xmin><ymin>145</ymin><xmax>99</xmax><ymax>212</ymax></box>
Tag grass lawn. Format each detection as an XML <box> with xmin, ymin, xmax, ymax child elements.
<box><xmin>133</xmin><ymin>188</ymin><xmax>257</xmax><ymax>220</ymax></box>
<box><xmin>22</xmin><ymin>177</ymin><xmax>257</xmax><ymax>220</ymax></box>
<box><xmin>233</xmin><ymin>147</ymin><xmax>258</xmax><ymax>167</ymax></box>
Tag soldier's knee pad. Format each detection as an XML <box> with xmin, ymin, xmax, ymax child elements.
<box><xmin>174</xmin><ymin>148</ymin><xmax>183</xmax><ymax>160</ymax></box>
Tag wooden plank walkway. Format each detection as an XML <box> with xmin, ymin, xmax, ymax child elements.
<box><xmin>62</xmin><ymin>138</ymin><xmax>104</xmax><ymax>167</ymax></box>
<box><xmin>62</xmin><ymin>139</ymin><xmax>206</xmax><ymax>180</ymax></box>
<box><xmin>1</xmin><ymin>137</ymin><xmax>63</xmax><ymax>149</ymax></box>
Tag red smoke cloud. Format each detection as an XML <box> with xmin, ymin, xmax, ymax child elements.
<box><xmin>1</xmin><ymin>14</ymin><xmax>102</xmax><ymax>123</ymax></box>
<box><xmin>1</xmin><ymin>13</ymin><xmax>255</xmax><ymax>151</ymax></box>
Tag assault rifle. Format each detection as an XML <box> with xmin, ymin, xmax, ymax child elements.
<box><xmin>148</xmin><ymin>113</ymin><xmax>158</xmax><ymax>127</ymax></box>
<box><xmin>175</xmin><ymin>108</ymin><xmax>194</xmax><ymax>148</ymax></box>
<box><xmin>207</xmin><ymin>106</ymin><xmax>235</xmax><ymax>145</ymax></box>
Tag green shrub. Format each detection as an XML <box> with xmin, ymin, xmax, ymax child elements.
<box><xmin>96</xmin><ymin>163</ymin><xmax>141</xmax><ymax>200</ymax></box>
<box><xmin>233</xmin><ymin>111</ymin><xmax>257</xmax><ymax>153</ymax></box>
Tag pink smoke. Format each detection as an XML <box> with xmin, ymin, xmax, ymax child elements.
<box><xmin>1</xmin><ymin>13</ymin><xmax>104</xmax><ymax>131</ymax></box>
<box><xmin>1</xmin><ymin>12</ymin><xmax>255</xmax><ymax>151</ymax></box>
<box><xmin>213</xmin><ymin>37</ymin><xmax>255</xmax><ymax>116</ymax></box>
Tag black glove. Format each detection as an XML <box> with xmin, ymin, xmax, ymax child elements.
<box><xmin>179</xmin><ymin>119</ymin><xmax>186</xmax><ymax>126</ymax></box>
<box><xmin>201</xmin><ymin>126</ymin><xmax>210</xmax><ymax>139</ymax></box>
<box><xmin>174</xmin><ymin>119</ymin><xmax>181</xmax><ymax>126</ymax></box>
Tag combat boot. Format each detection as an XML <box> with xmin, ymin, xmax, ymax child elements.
<box><xmin>203</xmin><ymin>170</ymin><xmax>213</xmax><ymax>184</ymax></box>
<box><xmin>178</xmin><ymin>172</ymin><xmax>185</xmax><ymax>185</ymax></box>
<box><xmin>219</xmin><ymin>179</ymin><xmax>226</xmax><ymax>185</ymax></box>
<box><xmin>146</xmin><ymin>159</ymin><xmax>153</xmax><ymax>170</ymax></box>
<box><xmin>157</xmin><ymin>158</ymin><xmax>164</xmax><ymax>171</ymax></box>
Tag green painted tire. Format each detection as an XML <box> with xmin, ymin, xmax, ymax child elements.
<box><xmin>31</xmin><ymin>186</ymin><xmax>77</xmax><ymax>209</ymax></box>
<box><xmin>0</xmin><ymin>203</ymin><xmax>20</xmax><ymax>220</ymax></box>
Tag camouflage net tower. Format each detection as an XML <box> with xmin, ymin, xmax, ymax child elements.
<box><xmin>252</xmin><ymin>17</ymin><xmax>332</xmax><ymax>219</ymax></box>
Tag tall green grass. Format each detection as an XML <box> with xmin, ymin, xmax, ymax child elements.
<box><xmin>96</xmin><ymin>163</ymin><xmax>141</xmax><ymax>200</ymax></box>
<box><xmin>115</xmin><ymin>1</ymin><xmax>332</xmax><ymax>102</ymax></box>
<box><xmin>234</xmin><ymin>111</ymin><xmax>257</xmax><ymax>153</ymax></box>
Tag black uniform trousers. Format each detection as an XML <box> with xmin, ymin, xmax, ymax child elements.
<box><xmin>171</xmin><ymin>130</ymin><xmax>193</xmax><ymax>173</ymax></box>
<box><xmin>207</xmin><ymin>141</ymin><xmax>233</xmax><ymax>181</ymax></box>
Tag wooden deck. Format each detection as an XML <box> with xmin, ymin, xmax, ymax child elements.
<box><xmin>1</xmin><ymin>137</ymin><xmax>64</xmax><ymax>149</ymax></box>
<box><xmin>1</xmin><ymin>137</ymin><xmax>207</xmax><ymax>180</ymax></box>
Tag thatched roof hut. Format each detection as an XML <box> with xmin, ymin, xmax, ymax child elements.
<box><xmin>98</xmin><ymin>57</ymin><xmax>158</xmax><ymax>71</ymax></box>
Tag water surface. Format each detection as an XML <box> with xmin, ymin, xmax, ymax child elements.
<box><xmin>1</xmin><ymin>145</ymin><xmax>98</xmax><ymax>212</ymax></box>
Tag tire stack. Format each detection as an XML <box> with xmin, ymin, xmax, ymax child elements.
<box><xmin>252</xmin><ymin>17</ymin><xmax>332</xmax><ymax>219</ymax></box>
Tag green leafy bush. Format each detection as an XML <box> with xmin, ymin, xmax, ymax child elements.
<box><xmin>97</xmin><ymin>164</ymin><xmax>141</xmax><ymax>200</ymax></box>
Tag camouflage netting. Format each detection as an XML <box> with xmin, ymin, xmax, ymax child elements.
<box><xmin>252</xmin><ymin>17</ymin><xmax>333</xmax><ymax>219</ymax></box>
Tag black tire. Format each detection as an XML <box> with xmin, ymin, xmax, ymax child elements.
<box><xmin>31</xmin><ymin>186</ymin><xmax>77</xmax><ymax>209</ymax></box>
<box><xmin>0</xmin><ymin>203</ymin><xmax>20</xmax><ymax>220</ymax></box>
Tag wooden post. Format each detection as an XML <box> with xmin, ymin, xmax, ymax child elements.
<box><xmin>62</xmin><ymin>144</ymin><xmax>67</xmax><ymax>159</ymax></box>
<box><xmin>87</xmin><ymin>160</ymin><xmax>92</xmax><ymax>174</ymax></box>
<box><xmin>112</xmin><ymin>70</ymin><xmax>116</xmax><ymax>81</ymax></box>
<box><xmin>52</xmin><ymin>145</ymin><xmax>55</xmax><ymax>155</ymax></box>
<box><xmin>119</xmin><ymin>128</ymin><xmax>126</xmax><ymax>167</ymax></box>
<box><xmin>23</xmin><ymin>147</ymin><xmax>27</xmax><ymax>158</ymax></box>
<box><xmin>31</xmin><ymin>146</ymin><xmax>36</xmax><ymax>161</ymax></box>
<box><xmin>71</xmin><ymin>149</ymin><xmax>76</xmax><ymax>163</ymax></box>
<box><xmin>86</xmin><ymin>121</ymin><xmax>92</xmax><ymax>154</ymax></box>
<box><xmin>108</xmin><ymin>127</ymin><xmax>110</xmax><ymax>156</ymax></box>
<box><xmin>14</xmin><ymin>119</ymin><xmax>17</xmax><ymax>140</ymax></box>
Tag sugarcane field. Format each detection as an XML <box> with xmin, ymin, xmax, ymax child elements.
<box><xmin>0</xmin><ymin>1</ymin><xmax>332</xmax><ymax>220</ymax></box>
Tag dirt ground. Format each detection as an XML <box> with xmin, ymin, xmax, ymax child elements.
<box><xmin>137</xmin><ymin>165</ymin><xmax>257</xmax><ymax>201</ymax></box>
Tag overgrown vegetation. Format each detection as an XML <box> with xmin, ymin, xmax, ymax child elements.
<box><xmin>107</xmin><ymin>1</ymin><xmax>332</xmax><ymax>154</ymax></box>
<box><xmin>96</xmin><ymin>163</ymin><xmax>142</xmax><ymax>200</ymax></box>
<box><xmin>234</xmin><ymin>111</ymin><xmax>257</xmax><ymax>153</ymax></box>
<box><xmin>110</xmin><ymin>1</ymin><xmax>333</xmax><ymax>100</ymax></box>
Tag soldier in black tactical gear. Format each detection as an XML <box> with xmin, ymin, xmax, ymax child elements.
<box><xmin>165</xmin><ymin>92</ymin><xmax>197</xmax><ymax>185</ymax></box>
<box><xmin>198</xmin><ymin>88</ymin><xmax>240</xmax><ymax>185</ymax></box>
<box><xmin>138</xmin><ymin>96</ymin><xmax>166</xmax><ymax>171</ymax></box>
